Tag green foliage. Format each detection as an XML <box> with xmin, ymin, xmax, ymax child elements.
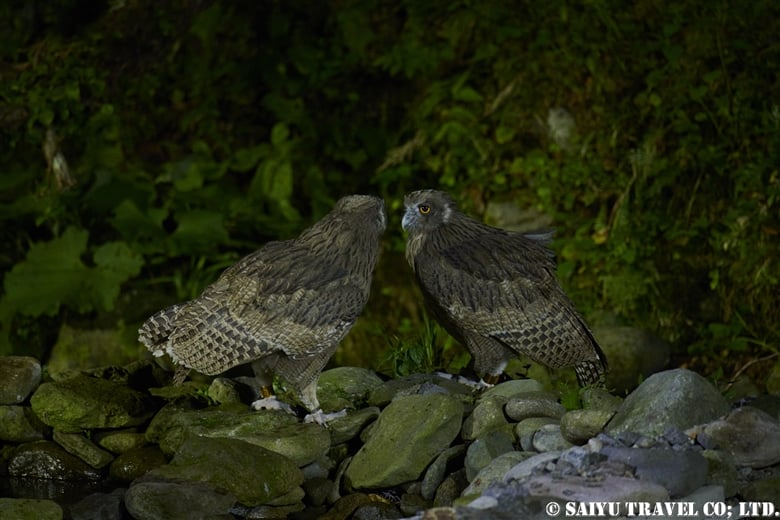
<box><xmin>0</xmin><ymin>0</ymin><xmax>777</xmax><ymax>378</ymax></box>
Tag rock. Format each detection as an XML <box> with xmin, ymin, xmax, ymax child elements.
<box><xmin>560</xmin><ymin>409</ymin><xmax>614</xmax><ymax>444</ymax></box>
<box><xmin>147</xmin><ymin>435</ymin><xmax>303</xmax><ymax>506</ymax></box>
<box><xmin>480</xmin><ymin>379</ymin><xmax>546</xmax><ymax>400</ymax></box>
<box><xmin>7</xmin><ymin>440</ymin><xmax>102</xmax><ymax>481</ymax></box>
<box><xmin>30</xmin><ymin>374</ymin><xmax>155</xmax><ymax>432</ymax></box>
<box><xmin>47</xmin><ymin>325</ymin><xmax>143</xmax><ymax>380</ymax></box>
<box><xmin>532</xmin><ymin>424</ymin><xmax>575</xmax><ymax>452</ymax></box>
<box><xmin>206</xmin><ymin>377</ymin><xmax>243</xmax><ymax>404</ymax></box>
<box><xmin>0</xmin><ymin>498</ymin><xmax>63</xmax><ymax>520</ymax></box>
<box><xmin>345</xmin><ymin>393</ymin><xmax>464</xmax><ymax>489</ymax></box>
<box><xmin>740</xmin><ymin>476</ymin><xmax>780</xmax><ymax>504</ymax></box>
<box><xmin>461</xmin><ymin>396</ymin><xmax>509</xmax><ymax>441</ymax></box>
<box><xmin>591</xmin><ymin>326</ymin><xmax>670</xmax><ymax>393</ymax></box>
<box><xmin>70</xmin><ymin>489</ymin><xmax>126</xmax><ymax>520</ymax></box>
<box><xmin>691</xmin><ymin>406</ymin><xmax>780</xmax><ymax>468</ymax></box>
<box><xmin>317</xmin><ymin>366</ymin><xmax>385</xmax><ymax>412</ymax></box>
<box><xmin>0</xmin><ymin>405</ymin><xmax>50</xmax><ymax>442</ymax></box>
<box><xmin>515</xmin><ymin>417</ymin><xmax>559</xmax><ymax>451</ymax></box>
<box><xmin>125</xmin><ymin>479</ymin><xmax>236</xmax><ymax>520</ymax></box>
<box><xmin>52</xmin><ymin>430</ymin><xmax>114</xmax><ymax>469</ymax></box>
<box><xmin>462</xmin><ymin>451</ymin><xmax>533</xmax><ymax>496</ymax></box>
<box><xmin>421</xmin><ymin>445</ymin><xmax>466</xmax><ymax>500</ymax></box>
<box><xmin>434</xmin><ymin>469</ymin><xmax>469</xmax><ymax>507</ymax></box>
<box><xmin>464</xmin><ymin>430</ymin><xmax>515</xmax><ymax>482</ymax></box>
<box><xmin>701</xmin><ymin>450</ymin><xmax>738</xmax><ymax>498</ymax></box>
<box><xmin>676</xmin><ymin>485</ymin><xmax>725</xmax><ymax>512</ymax></box>
<box><xmin>504</xmin><ymin>392</ymin><xmax>565</xmax><ymax>421</ymax></box>
<box><xmin>95</xmin><ymin>430</ymin><xmax>148</xmax><ymax>454</ymax></box>
<box><xmin>0</xmin><ymin>356</ymin><xmax>41</xmax><ymax>404</ymax></box>
<box><xmin>606</xmin><ymin>369</ymin><xmax>730</xmax><ymax>437</ymax></box>
<box><xmin>746</xmin><ymin>394</ymin><xmax>780</xmax><ymax>420</ymax></box>
<box><xmin>503</xmin><ymin>451</ymin><xmax>562</xmax><ymax>481</ymax></box>
<box><xmin>579</xmin><ymin>387</ymin><xmax>623</xmax><ymax>412</ymax></box>
<box><xmin>353</xmin><ymin>501</ymin><xmax>403</xmax><ymax>519</ymax></box>
<box><xmin>367</xmin><ymin>374</ymin><xmax>473</xmax><ymax>408</ymax></box>
<box><xmin>109</xmin><ymin>445</ymin><xmax>168</xmax><ymax>482</ymax></box>
<box><xmin>600</xmin><ymin>446</ymin><xmax>708</xmax><ymax>497</ymax></box>
<box><xmin>302</xmin><ymin>477</ymin><xmax>335</xmax><ymax>507</ymax></box>
<box><xmin>329</xmin><ymin>406</ymin><xmax>380</xmax><ymax>445</ymax></box>
<box><xmin>400</xmin><ymin>492</ymin><xmax>428</xmax><ymax>516</ymax></box>
<box><xmin>521</xmin><ymin>473</ymin><xmax>670</xmax><ymax>502</ymax></box>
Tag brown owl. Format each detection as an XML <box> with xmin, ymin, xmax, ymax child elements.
<box><xmin>139</xmin><ymin>195</ymin><xmax>386</xmax><ymax>423</ymax></box>
<box><xmin>402</xmin><ymin>189</ymin><xmax>606</xmax><ymax>386</ymax></box>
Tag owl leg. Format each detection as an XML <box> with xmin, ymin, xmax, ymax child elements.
<box><xmin>249</xmin><ymin>359</ymin><xmax>297</xmax><ymax>416</ymax></box>
<box><xmin>298</xmin><ymin>380</ymin><xmax>347</xmax><ymax>425</ymax></box>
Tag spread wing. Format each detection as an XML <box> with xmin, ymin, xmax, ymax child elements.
<box><xmin>416</xmin><ymin>230</ymin><xmax>602</xmax><ymax>370</ymax></box>
<box><xmin>155</xmin><ymin>241</ymin><xmax>368</xmax><ymax>375</ymax></box>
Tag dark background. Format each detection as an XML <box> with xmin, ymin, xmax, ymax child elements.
<box><xmin>1</xmin><ymin>0</ymin><xmax>777</xmax><ymax>385</ymax></box>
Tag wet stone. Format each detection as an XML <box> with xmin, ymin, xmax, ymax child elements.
<box><xmin>504</xmin><ymin>392</ymin><xmax>566</xmax><ymax>421</ymax></box>
<box><xmin>421</xmin><ymin>444</ymin><xmax>466</xmax><ymax>501</ymax></box>
<box><xmin>109</xmin><ymin>445</ymin><xmax>168</xmax><ymax>482</ymax></box>
<box><xmin>0</xmin><ymin>405</ymin><xmax>50</xmax><ymax>442</ymax></box>
<box><xmin>600</xmin><ymin>446</ymin><xmax>708</xmax><ymax>497</ymax></box>
<box><xmin>0</xmin><ymin>498</ymin><xmax>63</xmax><ymax>520</ymax></box>
<box><xmin>125</xmin><ymin>479</ymin><xmax>236</xmax><ymax>520</ymax></box>
<box><xmin>515</xmin><ymin>417</ymin><xmax>559</xmax><ymax>451</ymax></box>
<box><xmin>464</xmin><ymin>430</ymin><xmax>515</xmax><ymax>482</ymax></box>
<box><xmin>70</xmin><ymin>489</ymin><xmax>126</xmax><ymax>520</ymax></box>
<box><xmin>560</xmin><ymin>409</ymin><xmax>614</xmax><ymax>444</ymax></box>
<box><xmin>8</xmin><ymin>440</ymin><xmax>103</xmax><ymax>481</ymax></box>
<box><xmin>462</xmin><ymin>451</ymin><xmax>534</xmax><ymax>496</ymax></box>
<box><xmin>691</xmin><ymin>406</ymin><xmax>780</xmax><ymax>468</ymax></box>
<box><xmin>52</xmin><ymin>430</ymin><xmax>114</xmax><ymax>469</ymax></box>
<box><xmin>95</xmin><ymin>430</ymin><xmax>147</xmax><ymax>454</ymax></box>
<box><xmin>532</xmin><ymin>424</ymin><xmax>575</xmax><ymax>453</ymax></box>
<box><xmin>461</xmin><ymin>396</ymin><xmax>509</xmax><ymax>441</ymax></box>
<box><xmin>0</xmin><ymin>356</ymin><xmax>42</xmax><ymax>405</ymax></box>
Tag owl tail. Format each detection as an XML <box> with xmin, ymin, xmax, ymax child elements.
<box><xmin>574</xmin><ymin>360</ymin><xmax>607</xmax><ymax>387</ymax></box>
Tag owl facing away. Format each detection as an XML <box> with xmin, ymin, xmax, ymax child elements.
<box><xmin>402</xmin><ymin>189</ymin><xmax>606</xmax><ymax>387</ymax></box>
<box><xmin>139</xmin><ymin>195</ymin><xmax>386</xmax><ymax>424</ymax></box>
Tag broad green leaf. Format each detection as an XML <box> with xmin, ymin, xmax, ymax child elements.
<box><xmin>3</xmin><ymin>227</ymin><xmax>89</xmax><ymax>316</ymax></box>
<box><xmin>88</xmin><ymin>241</ymin><xmax>145</xmax><ymax>311</ymax></box>
<box><xmin>171</xmin><ymin>210</ymin><xmax>229</xmax><ymax>255</ymax></box>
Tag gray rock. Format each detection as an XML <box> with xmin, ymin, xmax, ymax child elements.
<box><xmin>434</xmin><ymin>469</ymin><xmax>469</xmax><ymax>507</ymax></box>
<box><xmin>302</xmin><ymin>477</ymin><xmax>334</xmax><ymax>507</ymax></box>
<box><xmin>503</xmin><ymin>451</ymin><xmax>562</xmax><ymax>481</ymax></box>
<box><xmin>345</xmin><ymin>393</ymin><xmax>464</xmax><ymax>489</ymax></box>
<box><xmin>701</xmin><ymin>450</ymin><xmax>738</xmax><ymax>498</ymax></box>
<box><xmin>52</xmin><ymin>430</ymin><xmax>114</xmax><ymax>469</ymax></box>
<box><xmin>606</xmin><ymin>368</ymin><xmax>730</xmax><ymax>437</ymax></box>
<box><xmin>125</xmin><ymin>479</ymin><xmax>235</xmax><ymax>520</ymax></box>
<box><xmin>560</xmin><ymin>409</ymin><xmax>614</xmax><ymax>443</ymax></box>
<box><xmin>0</xmin><ymin>498</ymin><xmax>63</xmax><ymax>520</ymax></box>
<box><xmin>422</xmin><ymin>444</ymin><xmax>466</xmax><ymax>500</ymax></box>
<box><xmin>691</xmin><ymin>406</ymin><xmax>780</xmax><ymax>468</ymax></box>
<box><xmin>353</xmin><ymin>502</ymin><xmax>403</xmax><ymax>519</ymax></box>
<box><xmin>0</xmin><ymin>356</ymin><xmax>41</xmax><ymax>404</ymax></box>
<box><xmin>7</xmin><ymin>440</ymin><xmax>102</xmax><ymax>481</ymax></box>
<box><xmin>676</xmin><ymin>485</ymin><xmax>725</xmax><ymax>512</ymax></box>
<box><xmin>317</xmin><ymin>366</ymin><xmax>384</xmax><ymax>412</ymax></box>
<box><xmin>108</xmin><ymin>445</ymin><xmax>168</xmax><ymax>482</ymax></box>
<box><xmin>0</xmin><ymin>405</ymin><xmax>49</xmax><ymax>442</ymax></box>
<box><xmin>367</xmin><ymin>374</ymin><xmax>473</xmax><ymax>408</ymax></box>
<box><xmin>30</xmin><ymin>374</ymin><xmax>155</xmax><ymax>432</ymax></box>
<box><xmin>746</xmin><ymin>394</ymin><xmax>780</xmax><ymax>420</ymax></box>
<box><xmin>461</xmin><ymin>396</ymin><xmax>509</xmax><ymax>441</ymax></box>
<box><xmin>532</xmin><ymin>424</ymin><xmax>575</xmax><ymax>453</ymax></box>
<box><xmin>591</xmin><ymin>326</ymin><xmax>670</xmax><ymax>394</ymax></box>
<box><xmin>465</xmin><ymin>430</ymin><xmax>515</xmax><ymax>482</ymax></box>
<box><xmin>147</xmin><ymin>435</ymin><xmax>303</xmax><ymax>506</ymax></box>
<box><xmin>521</xmin><ymin>473</ymin><xmax>670</xmax><ymax>502</ymax></box>
<box><xmin>504</xmin><ymin>392</ymin><xmax>565</xmax><ymax>421</ymax></box>
<box><xmin>601</xmin><ymin>446</ymin><xmax>708</xmax><ymax>497</ymax></box>
<box><xmin>515</xmin><ymin>417</ymin><xmax>559</xmax><ymax>451</ymax></box>
<box><xmin>462</xmin><ymin>451</ymin><xmax>533</xmax><ymax>497</ymax></box>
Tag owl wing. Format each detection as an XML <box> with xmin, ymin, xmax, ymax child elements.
<box><xmin>418</xmin><ymin>230</ymin><xmax>601</xmax><ymax>369</ymax></box>
<box><xmin>165</xmin><ymin>241</ymin><xmax>367</xmax><ymax>374</ymax></box>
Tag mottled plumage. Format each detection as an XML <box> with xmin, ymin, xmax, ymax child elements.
<box><xmin>402</xmin><ymin>190</ymin><xmax>607</xmax><ymax>386</ymax></box>
<box><xmin>139</xmin><ymin>195</ymin><xmax>386</xmax><ymax>422</ymax></box>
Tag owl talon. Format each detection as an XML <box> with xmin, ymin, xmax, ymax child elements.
<box><xmin>304</xmin><ymin>408</ymin><xmax>347</xmax><ymax>425</ymax></box>
<box><xmin>251</xmin><ymin>396</ymin><xmax>296</xmax><ymax>415</ymax></box>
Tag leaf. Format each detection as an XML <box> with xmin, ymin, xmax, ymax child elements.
<box><xmin>2</xmin><ymin>227</ymin><xmax>90</xmax><ymax>316</ymax></box>
<box><xmin>88</xmin><ymin>241</ymin><xmax>145</xmax><ymax>311</ymax></box>
<box><xmin>171</xmin><ymin>210</ymin><xmax>229</xmax><ymax>255</ymax></box>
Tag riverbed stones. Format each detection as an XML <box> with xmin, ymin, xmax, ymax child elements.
<box><xmin>345</xmin><ymin>393</ymin><xmax>464</xmax><ymax>489</ymax></box>
<box><xmin>606</xmin><ymin>368</ymin><xmax>730</xmax><ymax>437</ymax></box>
<box><xmin>690</xmin><ymin>406</ymin><xmax>780</xmax><ymax>468</ymax></box>
<box><xmin>504</xmin><ymin>392</ymin><xmax>565</xmax><ymax>421</ymax></box>
<box><xmin>560</xmin><ymin>409</ymin><xmax>615</xmax><ymax>444</ymax></box>
<box><xmin>0</xmin><ymin>405</ymin><xmax>49</xmax><ymax>442</ymax></box>
<box><xmin>30</xmin><ymin>374</ymin><xmax>155</xmax><ymax>432</ymax></box>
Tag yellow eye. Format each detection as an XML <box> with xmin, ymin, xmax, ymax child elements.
<box><xmin>418</xmin><ymin>205</ymin><xmax>431</xmax><ymax>215</ymax></box>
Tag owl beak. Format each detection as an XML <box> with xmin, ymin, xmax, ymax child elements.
<box><xmin>401</xmin><ymin>207</ymin><xmax>416</xmax><ymax>231</ymax></box>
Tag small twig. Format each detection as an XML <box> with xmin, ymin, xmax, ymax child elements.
<box><xmin>724</xmin><ymin>352</ymin><xmax>778</xmax><ymax>391</ymax></box>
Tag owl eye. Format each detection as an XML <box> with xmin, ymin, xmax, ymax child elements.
<box><xmin>418</xmin><ymin>205</ymin><xmax>431</xmax><ymax>215</ymax></box>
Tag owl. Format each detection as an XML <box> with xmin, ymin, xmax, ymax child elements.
<box><xmin>139</xmin><ymin>195</ymin><xmax>386</xmax><ymax>423</ymax></box>
<box><xmin>402</xmin><ymin>189</ymin><xmax>606</xmax><ymax>386</ymax></box>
